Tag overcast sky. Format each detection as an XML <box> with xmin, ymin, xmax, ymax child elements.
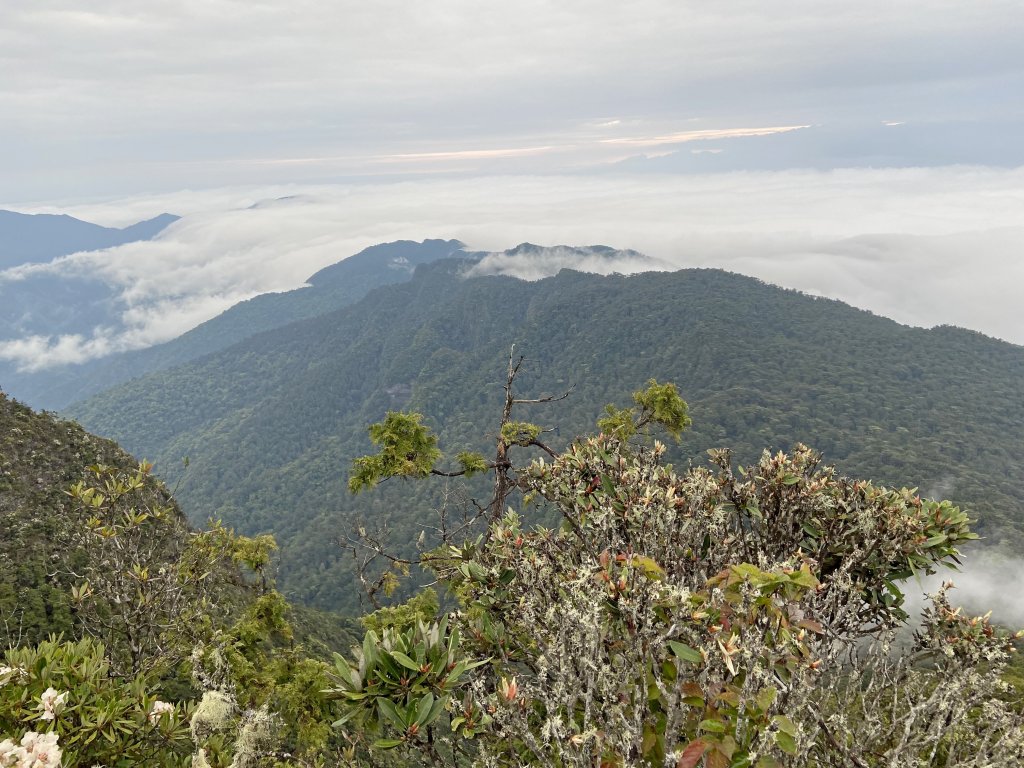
<box><xmin>2</xmin><ymin>1</ymin><xmax>1023</xmax><ymax>365</ymax></box>
<box><xmin>3</xmin><ymin>0</ymin><xmax>1024</xmax><ymax>199</ymax></box>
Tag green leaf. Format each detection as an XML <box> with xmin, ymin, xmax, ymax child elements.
<box><xmin>669</xmin><ymin>641</ymin><xmax>704</xmax><ymax>664</ymax></box>
<box><xmin>377</xmin><ymin>697</ymin><xmax>407</xmax><ymax>729</ymax></box>
<box><xmin>414</xmin><ymin>693</ymin><xmax>435</xmax><ymax>726</ymax></box>
<box><xmin>390</xmin><ymin>651</ymin><xmax>422</xmax><ymax>672</ymax></box>
<box><xmin>455</xmin><ymin>451</ymin><xmax>489</xmax><ymax>476</ymax></box>
<box><xmin>332</xmin><ymin>709</ymin><xmax>358</xmax><ymax>728</ymax></box>
<box><xmin>773</xmin><ymin>714</ymin><xmax>797</xmax><ymax>737</ymax></box>
<box><xmin>699</xmin><ymin>718</ymin><xmax>726</xmax><ymax>733</ymax></box>
<box><xmin>775</xmin><ymin>731</ymin><xmax>797</xmax><ymax>756</ymax></box>
<box><xmin>755</xmin><ymin>685</ymin><xmax>777</xmax><ymax>712</ymax></box>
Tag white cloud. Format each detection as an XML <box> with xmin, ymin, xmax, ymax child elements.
<box><xmin>903</xmin><ymin>554</ymin><xmax>1024</xmax><ymax>629</ymax></box>
<box><xmin>467</xmin><ymin>245</ymin><xmax>667</xmax><ymax>282</ymax></box>
<box><xmin>2</xmin><ymin>0</ymin><xmax>1023</xmax><ymax>197</ymax></box>
<box><xmin>0</xmin><ymin>333</ymin><xmax>119</xmax><ymax>370</ymax></box>
<box><xmin>2</xmin><ymin>165</ymin><xmax>1023</xmax><ymax>371</ymax></box>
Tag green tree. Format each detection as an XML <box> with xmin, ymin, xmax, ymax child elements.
<box><xmin>62</xmin><ymin>461</ymin><xmax>271</xmax><ymax>678</ymax></box>
<box><xmin>332</xmin><ymin>379</ymin><xmax>1023</xmax><ymax>767</ymax></box>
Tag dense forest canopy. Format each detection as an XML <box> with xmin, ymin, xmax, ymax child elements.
<box><xmin>65</xmin><ymin>262</ymin><xmax>1024</xmax><ymax>613</ymax></box>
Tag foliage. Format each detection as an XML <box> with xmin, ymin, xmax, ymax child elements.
<box><xmin>327</xmin><ymin>616</ymin><xmax>488</xmax><ymax>759</ymax></box>
<box><xmin>454</xmin><ymin>452</ymin><xmax>489</xmax><ymax>477</ymax></box>
<box><xmin>187</xmin><ymin>591</ymin><xmax>350</xmax><ymax>767</ymax></box>
<box><xmin>349</xmin><ymin>412</ymin><xmax>442</xmax><ymax>493</ymax></box>
<box><xmin>65</xmin><ymin>265</ymin><xmax>1024</xmax><ymax>614</ymax></box>
<box><xmin>360</xmin><ymin>589</ymin><xmax>440</xmax><ymax>634</ymax></box>
<box><xmin>62</xmin><ymin>461</ymin><xmax>259</xmax><ymax>677</ymax></box>
<box><xmin>0</xmin><ymin>390</ymin><xmax>193</xmax><ymax>649</ymax></box>
<box><xmin>598</xmin><ymin>378</ymin><xmax>690</xmax><ymax>442</ymax></box>
<box><xmin>335</xmin><ymin>384</ymin><xmax>1022</xmax><ymax>766</ymax></box>
<box><xmin>4</xmin><ymin>347</ymin><xmax>1024</xmax><ymax>765</ymax></box>
<box><xmin>0</xmin><ymin>637</ymin><xmax>192</xmax><ymax>767</ymax></box>
<box><xmin>0</xmin><ymin>393</ymin><xmax>366</xmax><ymax>767</ymax></box>
<box><xmin>808</xmin><ymin>584</ymin><xmax>1024</xmax><ymax>765</ymax></box>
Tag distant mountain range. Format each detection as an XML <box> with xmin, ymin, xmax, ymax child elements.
<box><xmin>63</xmin><ymin>255</ymin><xmax>1024</xmax><ymax>613</ymax></box>
<box><xmin>0</xmin><ymin>210</ymin><xmax>179</xmax><ymax>270</ymax></box>
<box><xmin>2</xmin><ymin>238</ymin><xmax>468</xmax><ymax>409</ymax></box>
<box><xmin>0</xmin><ymin>210</ymin><xmax>179</xmax><ymax>393</ymax></box>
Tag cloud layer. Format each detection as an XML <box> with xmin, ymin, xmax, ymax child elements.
<box><xmin>2</xmin><ymin>165</ymin><xmax>1023</xmax><ymax>370</ymax></box>
<box><xmin>3</xmin><ymin>0</ymin><xmax>1024</xmax><ymax>197</ymax></box>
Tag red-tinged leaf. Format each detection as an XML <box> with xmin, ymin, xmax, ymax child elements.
<box><xmin>797</xmin><ymin>618</ymin><xmax>825</xmax><ymax>634</ymax></box>
<box><xmin>680</xmin><ymin>681</ymin><xmax>704</xmax><ymax>698</ymax></box>
<box><xmin>676</xmin><ymin>739</ymin><xmax>707</xmax><ymax>768</ymax></box>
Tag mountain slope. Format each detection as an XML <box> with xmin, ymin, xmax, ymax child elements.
<box><xmin>0</xmin><ymin>389</ymin><xmax>361</xmax><ymax>657</ymax></box>
<box><xmin>4</xmin><ymin>239</ymin><xmax>467</xmax><ymax>410</ymax></box>
<box><xmin>0</xmin><ymin>210</ymin><xmax>180</xmax><ymax>402</ymax></box>
<box><xmin>0</xmin><ymin>210</ymin><xmax>178</xmax><ymax>270</ymax></box>
<box><xmin>0</xmin><ymin>390</ymin><xmax>188</xmax><ymax>646</ymax></box>
<box><xmin>68</xmin><ymin>261</ymin><xmax>1024</xmax><ymax>612</ymax></box>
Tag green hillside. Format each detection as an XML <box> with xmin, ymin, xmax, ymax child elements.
<box><xmin>0</xmin><ymin>390</ymin><xmax>360</xmax><ymax>663</ymax></box>
<box><xmin>0</xmin><ymin>390</ymin><xmax>189</xmax><ymax>645</ymax></box>
<box><xmin>67</xmin><ymin>261</ymin><xmax>1024</xmax><ymax>613</ymax></box>
<box><xmin>5</xmin><ymin>239</ymin><xmax>467</xmax><ymax>410</ymax></box>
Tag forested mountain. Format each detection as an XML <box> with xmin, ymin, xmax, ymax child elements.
<box><xmin>67</xmin><ymin>259</ymin><xmax>1024</xmax><ymax>613</ymax></box>
<box><xmin>0</xmin><ymin>389</ymin><xmax>187</xmax><ymax>645</ymax></box>
<box><xmin>3</xmin><ymin>239</ymin><xmax>467</xmax><ymax>410</ymax></box>
<box><xmin>0</xmin><ymin>390</ymin><xmax>358</xmax><ymax>659</ymax></box>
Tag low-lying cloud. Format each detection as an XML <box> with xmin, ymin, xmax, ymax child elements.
<box><xmin>902</xmin><ymin>554</ymin><xmax>1024</xmax><ymax>630</ymax></box>
<box><xmin>2</xmin><ymin>165</ymin><xmax>1023</xmax><ymax>371</ymax></box>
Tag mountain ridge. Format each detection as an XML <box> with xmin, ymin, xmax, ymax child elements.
<box><xmin>65</xmin><ymin>261</ymin><xmax>1024</xmax><ymax>612</ymax></box>
<box><xmin>1</xmin><ymin>238</ymin><xmax>468</xmax><ymax>410</ymax></box>
<box><xmin>0</xmin><ymin>210</ymin><xmax>179</xmax><ymax>269</ymax></box>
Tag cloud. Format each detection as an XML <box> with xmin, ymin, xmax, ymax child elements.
<box><xmin>2</xmin><ymin>165</ymin><xmax>1023</xmax><ymax>370</ymax></box>
<box><xmin>0</xmin><ymin>333</ymin><xmax>120</xmax><ymax>370</ymax></box>
<box><xmin>467</xmin><ymin>245</ymin><xmax>667</xmax><ymax>282</ymax></box>
<box><xmin>902</xmin><ymin>554</ymin><xmax>1024</xmax><ymax>629</ymax></box>
<box><xmin>599</xmin><ymin>125</ymin><xmax>811</xmax><ymax>148</ymax></box>
<box><xmin>2</xmin><ymin>0</ymin><xmax>1023</xmax><ymax>197</ymax></box>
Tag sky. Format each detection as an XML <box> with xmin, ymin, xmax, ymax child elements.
<box><xmin>4</xmin><ymin>0</ymin><xmax>1024</xmax><ymax>197</ymax></box>
<box><xmin>2</xmin><ymin>0</ymin><xmax>1024</xmax><ymax>366</ymax></box>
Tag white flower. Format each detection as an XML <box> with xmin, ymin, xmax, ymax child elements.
<box><xmin>37</xmin><ymin>688</ymin><xmax>68</xmax><ymax>721</ymax></box>
<box><xmin>5</xmin><ymin>731</ymin><xmax>63</xmax><ymax>768</ymax></box>
<box><xmin>0</xmin><ymin>666</ymin><xmax>21</xmax><ymax>688</ymax></box>
<box><xmin>0</xmin><ymin>737</ymin><xmax>22</xmax><ymax>767</ymax></box>
<box><xmin>148</xmin><ymin>700</ymin><xmax>174</xmax><ymax>724</ymax></box>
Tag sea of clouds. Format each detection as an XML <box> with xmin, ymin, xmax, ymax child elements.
<box><xmin>2</xmin><ymin>166</ymin><xmax>1023</xmax><ymax>371</ymax></box>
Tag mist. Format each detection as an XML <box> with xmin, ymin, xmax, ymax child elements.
<box><xmin>2</xmin><ymin>166</ymin><xmax>1023</xmax><ymax>370</ymax></box>
<box><xmin>902</xmin><ymin>553</ymin><xmax>1024</xmax><ymax>630</ymax></box>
